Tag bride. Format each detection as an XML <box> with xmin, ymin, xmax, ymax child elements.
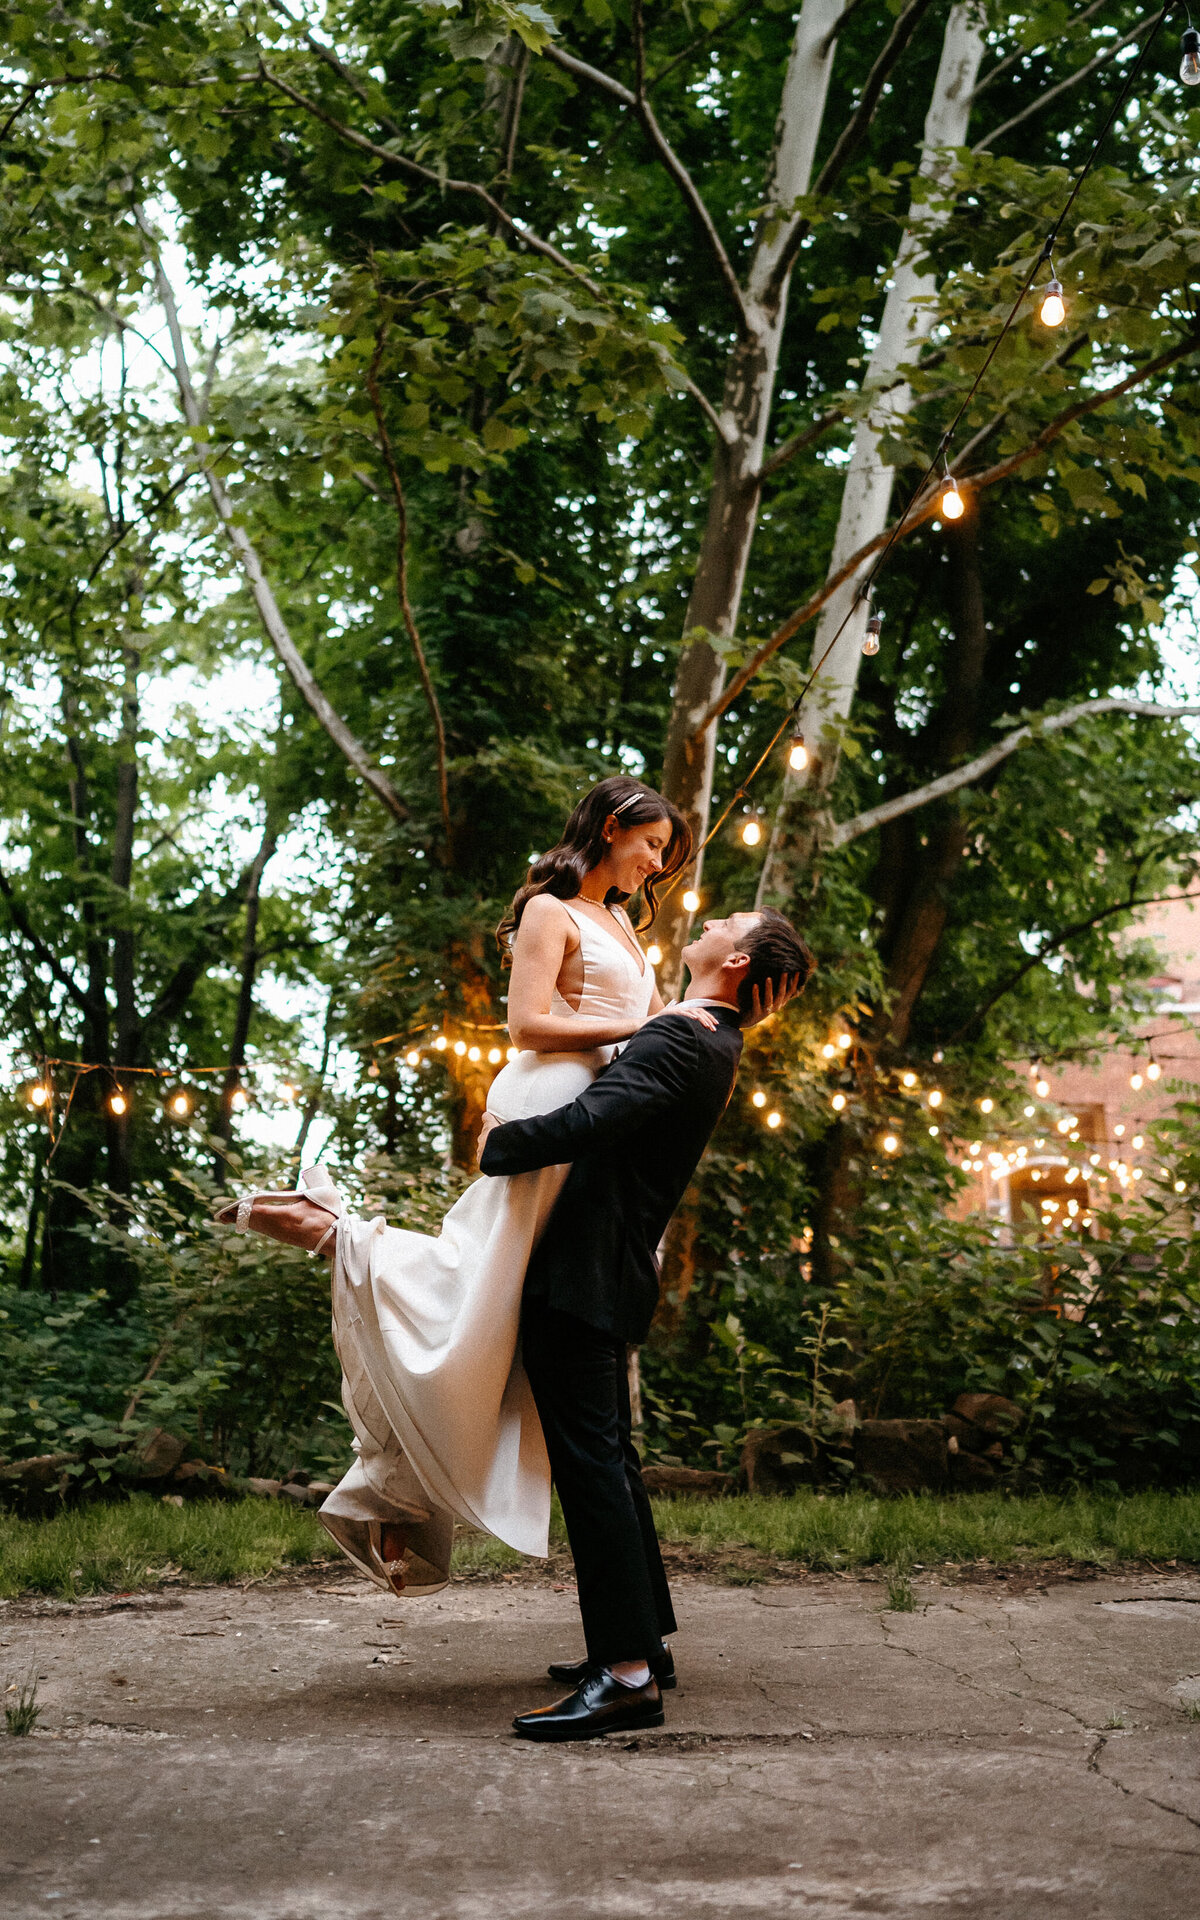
<box><xmin>221</xmin><ymin>775</ymin><xmax>712</xmax><ymax>1597</ymax></box>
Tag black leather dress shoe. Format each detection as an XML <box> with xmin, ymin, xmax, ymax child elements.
<box><xmin>547</xmin><ymin>1648</ymin><xmax>676</xmax><ymax>1691</ymax></box>
<box><xmin>513</xmin><ymin>1670</ymin><xmax>664</xmax><ymax>1742</ymax></box>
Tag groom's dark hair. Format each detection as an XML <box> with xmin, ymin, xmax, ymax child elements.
<box><xmin>736</xmin><ymin>909</ymin><xmax>816</xmax><ymax>1020</ymax></box>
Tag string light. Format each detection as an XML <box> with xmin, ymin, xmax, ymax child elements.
<box><xmin>929</xmin><ymin>1124</ymin><xmax>939</xmax><ymax>1137</ymax></box>
<box><xmin>788</xmin><ymin>736</ymin><xmax>808</xmax><ymax>772</ymax></box>
<box><xmin>1181</xmin><ymin>23</ymin><xmax>1200</xmax><ymax>83</ymax></box>
<box><xmin>1130</xmin><ymin>1070</ymin><xmax>1144</xmax><ymax>1090</ymax></box>
<box><xmin>862</xmin><ymin>611</ymin><xmax>882</xmax><ymax>657</ymax></box>
<box><xmin>927</xmin><ymin>1089</ymin><xmax>943</xmax><ymax>1108</ymax></box>
<box><xmin>1038</xmin><ymin>273</ymin><xmax>1066</xmax><ymax>328</ymax></box>
<box><xmin>646</xmin><ymin>944</ymin><xmax>663</xmax><ymax>967</ymax></box>
<box><xmin>901</xmin><ymin>1071</ymin><xmax>917</xmax><ymax>1089</ymax></box>
<box><xmin>752</xmin><ymin>1090</ymin><xmax>767</xmax><ymax>1108</ymax></box>
<box><xmin>108</xmin><ymin>1092</ymin><xmax>128</xmax><ymax>1117</ymax></box>
<box><xmin>821</xmin><ymin>1042</ymin><xmax>837</xmax><ymax>1060</ymax></box>
<box><xmin>434</xmin><ymin>1036</ymin><xmax>448</xmax><ymax>1052</ymax></box>
<box><xmin>278</xmin><ymin>1082</ymin><xmax>298</xmax><ymax>1102</ymax></box>
<box><xmin>740</xmin><ymin>818</ymin><xmax>762</xmax><ymax>847</ymax></box>
<box><xmin>882</xmin><ymin>1133</ymin><xmax>899</xmax><ymax>1154</ymax></box>
<box><xmin>405</xmin><ymin>1050</ymin><xmax>420</xmax><ymax>1067</ymax></box>
<box><xmin>766</xmin><ymin>1110</ymin><xmax>782</xmax><ymax>1129</ymax></box>
<box><xmin>1175</xmin><ymin>1179</ymin><xmax>1187</xmax><ymax>1193</ymax></box>
<box><xmin>979</xmin><ymin>1097</ymin><xmax>994</xmax><ymax>1114</ymax></box>
<box><xmin>682</xmin><ymin>890</ymin><xmax>700</xmax><ymax>914</ymax></box>
<box><xmin>167</xmin><ymin>1090</ymin><xmax>192</xmax><ymax>1119</ymax></box>
<box><xmin>837</xmin><ymin>1032</ymin><xmax>852</xmax><ymax>1050</ymax></box>
<box><xmin>939</xmin><ymin>474</ymin><xmax>964</xmax><ymax>521</ymax></box>
<box><xmin>507</xmin><ymin>1046</ymin><xmax>518</xmax><ymax>1061</ymax></box>
<box><xmin>1114</xmin><ymin>1123</ymin><xmax>1125</xmax><ymax>1138</ymax></box>
<box><xmin>1132</xmin><ymin>1133</ymin><xmax>1144</xmax><ymax>1150</ymax></box>
<box><xmin>1023</xmin><ymin>1104</ymin><xmax>1035</xmax><ymax>1117</ymax></box>
<box><xmin>467</xmin><ymin>1046</ymin><xmax>481</xmax><ymax>1062</ymax></box>
<box><xmin>831</xmin><ymin>1092</ymin><xmax>846</xmax><ymax>1112</ymax></box>
<box><xmin>1035</xmin><ymin>1077</ymin><xmax>1049</xmax><ymax>1097</ymax></box>
<box><xmin>229</xmin><ymin>1088</ymin><xmax>249</xmax><ymax>1112</ymax></box>
<box><xmin>488</xmin><ymin>1047</ymin><xmax>503</xmax><ymax>1065</ymax></box>
<box><xmin>1147</xmin><ymin>1060</ymin><xmax>1161</xmax><ymax>1081</ymax></box>
<box><xmin>453</xmin><ymin>1040</ymin><xmax>467</xmax><ymax>1057</ymax></box>
<box><xmin>28</xmin><ymin>1083</ymin><xmax>50</xmax><ymax>1109</ymax></box>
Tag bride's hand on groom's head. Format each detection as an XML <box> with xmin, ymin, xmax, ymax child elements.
<box><xmin>744</xmin><ymin>971</ymin><xmax>803</xmax><ymax>1028</ymax></box>
<box><xmin>476</xmin><ymin>1111</ymin><xmax>503</xmax><ymax>1168</ymax></box>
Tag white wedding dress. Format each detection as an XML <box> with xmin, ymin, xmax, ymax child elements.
<box><xmin>319</xmin><ymin>903</ymin><xmax>656</xmax><ymax>1593</ymax></box>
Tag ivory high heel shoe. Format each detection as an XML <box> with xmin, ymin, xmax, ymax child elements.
<box><xmin>214</xmin><ymin>1164</ymin><xmax>344</xmax><ymax>1255</ymax></box>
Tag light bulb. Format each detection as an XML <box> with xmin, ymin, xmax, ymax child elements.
<box><xmin>831</xmin><ymin>1092</ymin><xmax>846</xmax><ymax>1112</ymax></box>
<box><xmin>230</xmin><ymin>1087</ymin><xmax>248</xmax><ymax>1112</ymax></box>
<box><xmin>109</xmin><ymin>1092</ymin><xmax>128</xmax><ymax>1117</ymax></box>
<box><xmin>453</xmin><ymin>1040</ymin><xmax>467</xmax><ymax>1057</ymax></box>
<box><xmin>882</xmin><ymin>1134</ymin><xmax>899</xmax><ymax>1154</ymax></box>
<box><xmin>646</xmin><ymin>943</ymin><xmax>663</xmax><ymax>968</ymax></box>
<box><xmin>902</xmin><ymin>1071</ymin><xmax>917</xmax><ymax>1089</ymax></box>
<box><xmin>1039</xmin><ymin>277</ymin><xmax>1066</xmax><ymax>328</ymax></box>
<box><xmin>434</xmin><ymin>1035</ymin><xmax>448</xmax><ymax>1051</ymax></box>
<box><xmin>862</xmin><ymin>612</ymin><xmax>882</xmax><ymax>657</ymax></box>
<box><xmin>29</xmin><ymin>1084</ymin><xmax>50</xmax><ymax>1108</ymax></box>
<box><xmin>1132</xmin><ymin>1134</ymin><xmax>1144</xmax><ymax>1150</ymax></box>
<box><xmin>366</xmin><ymin>1061</ymin><xmax>380</xmax><ymax>1078</ymax></box>
<box><xmin>741</xmin><ymin>819</ymin><xmax>762</xmax><ymax>847</ymax></box>
<box><xmin>766</xmin><ymin>1111</ymin><xmax>782</xmax><ymax>1129</ymax></box>
<box><xmin>837</xmin><ymin>1032</ymin><xmax>852</xmax><ymax>1050</ymax></box>
<box><xmin>506</xmin><ymin>1046</ymin><xmax>518</xmax><ymax>1061</ymax></box>
<box><xmin>682</xmin><ymin>889</ymin><xmax>700</xmax><ymax>914</ymax></box>
<box><xmin>488</xmin><ymin>1047</ymin><xmax>502</xmax><ymax>1065</ymax></box>
<box><xmin>1147</xmin><ymin>1061</ymin><xmax>1161</xmax><ymax>1080</ymax></box>
<box><xmin>1035</xmin><ymin>1077</ymin><xmax>1049</xmax><ymax>1097</ymax></box>
<box><xmin>405</xmin><ymin>1051</ymin><xmax>420</xmax><ymax>1067</ymax></box>
<box><xmin>169</xmin><ymin>1091</ymin><xmax>191</xmax><ymax>1118</ymax></box>
<box><xmin>928</xmin><ymin>1089</ymin><xmax>943</xmax><ymax>1108</ymax></box>
<box><xmin>788</xmin><ymin>736</ymin><xmax>808</xmax><ymax>772</ymax></box>
<box><xmin>1175</xmin><ymin>1179</ymin><xmax>1187</xmax><ymax>1193</ymax></box>
<box><xmin>1181</xmin><ymin>25</ymin><xmax>1200</xmax><ymax>83</ymax></box>
<box><xmin>929</xmin><ymin>1125</ymin><xmax>939</xmax><ymax>1137</ymax></box>
<box><xmin>468</xmin><ymin>1046</ymin><xmax>481</xmax><ymax>1062</ymax></box>
<box><xmin>980</xmin><ymin>1097</ymin><xmax>994</xmax><ymax>1114</ymax></box>
<box><xmin>752</xmin><ymin>1090</ymin><xmax>767</xmax><ymax>1108</ymax></box>
<box><xmin>1114</xmin><ymin>1123</ymin><xmax>1125</xmax><ymax>1138</ymax></box>
<box><xmin>940</xmin><ymin>478</ymin><xmax>964</xmax><ymax>521</ymax></box>
<box><xmin>279</xmin><ymin>1081</ymin><xmax>298</xmax><ymax>1102</ymax></box>
<box><xmin>1023</xmin><ymin>1104</ymin><xmax>1035</xmax><ymax>1117</ymax></box>
<box><xmin>1130</xmin><ymin>1071</ymin><xmax>1143</xmax><ymax>1090</ymax></box>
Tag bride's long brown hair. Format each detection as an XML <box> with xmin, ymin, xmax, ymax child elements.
<box><xmin>496</xmin><ymin>776</ymin><xmax>692</xmax><ymax>962</ymax></box>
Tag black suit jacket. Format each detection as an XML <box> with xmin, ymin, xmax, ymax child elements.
<box><xmin>480</xmin><ymin>1006</ymin><xmax>744</xmax><ymax>1344</ymax></box>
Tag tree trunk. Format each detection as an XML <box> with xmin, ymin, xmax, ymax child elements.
<box><xmin>294</xmin><ymin>990</ymin><xmax>337</xmax><ymax>1167</ymax></box>
<box><xmin>655</xmin><ymin>0</ymin><xmax>843</xmax><ymax>990</ymax></box>
<box><xmin>213</xmin><ymin>821</ymin><xmax>279</xmax><ymax>1177</ymax></box>
<box><xmin>107</xmin><ymin>626</ymin><xmax>141</xmax><ymax>1196</ymax></box>
<box><xmin>757</xmin><ymin>2</ymin><xmax>985</xmax><ymax>909</ymax></box>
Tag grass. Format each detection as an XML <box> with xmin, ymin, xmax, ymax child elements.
<box><xmin>884</xmin><ymin>1562</ymin><xmax>917</xmax><ymax>1611</ymax></box>
<box><xmin>4</xmin><ymin>1670</ymin><xmax>41</xmax><ymax>1735</ymax></box>
<box><xmin>0</xmin><ymin>1488</ymin><xmax>1197</xmax><ymax>1601</ymax></box>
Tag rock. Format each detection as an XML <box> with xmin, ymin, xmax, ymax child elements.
<box><xmin>948</xmin><ymin>1450</ymin><xmax>998</xmax><ymax>1489</ymax></box>
<box><xmin>161</xmin><ymin>1493</ymin><xmax>184</xmax><ymax>1507</ymax></box>
<box><xmin>942</xmin><ymin>1412</ymin><xmax>989</xmax><ymax>1453</ymax></box>
<box><xmin>741</xmin><ymin>1426</ymin><xmax>814</xmax><ymax>1495</ymax></box>
<box><xmin>244</xmin><ymin>1477</ymin><xmax>284</xmax><ymax>1498</ymax></box>
<box><xmin>828</xmin><ymin>1398</ymin><xmax>858</xmax><ymax>1438</ymax></box>
<box><xmin>279</xmin><ymin>1481</ymin><xmax>333</xmax><ymax>1508</ymax></box>
<box><xmin>131</xmin><ymin>1429</ymin><xmax>189</xmax><ymax>1481</ymax></box>
<box><xmin>641</xmin><ymin>1465</ymin><xmax>733</xmax><ymax>1498</ymax></box>
<box><xmin>854</xmin><ymin>1419</ymin><xmax>948</xmax><ymax>1494</ymax></box>
<box><xmin>281</xmin><ymin>1469</ymin><xmax>312</xmax><ymax>1487</ymax></box>
<box><xmin>0</xmin><ymin>1452</ymin><xmax>79</xmax><ymax>1494</ymax></box>
<box><xmin>952</xmin><ymin>1393</ymin><xmax>1024</xmax><ymax>1436</ymax></box>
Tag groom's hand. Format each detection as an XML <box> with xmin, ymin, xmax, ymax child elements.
<box><xmin>744</xmin><ymin>970</ymin><xmax>804</xmax><ymax>1028</ymax></box>
<box><xmin>477</xmin><ymin>1111</ymin><xmax>503</xmax><ymax>1168</ymax></box>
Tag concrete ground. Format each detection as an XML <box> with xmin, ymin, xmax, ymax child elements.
<box><xmin>2</xmin><ymin>1566</ymin><xmax>1198</xmax><ymax>1919</ymax></box>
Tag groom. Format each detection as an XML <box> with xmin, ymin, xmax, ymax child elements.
<box><xmin>478</xmin><ymin>906</ymin><xmax>815</xmax><ymax>1742</ymax></box>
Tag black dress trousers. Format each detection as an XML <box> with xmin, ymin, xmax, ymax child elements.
<box><xmin>521</xmin><ymin>1301</ymin><xmax>677</xmax><ymax>1669</ymax></box>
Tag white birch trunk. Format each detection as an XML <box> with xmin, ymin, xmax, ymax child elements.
<box><xmin>757</xmin><ymin>3</ymin><xmax>985</xmax><ymax>906</ymax></box>
<box><xmin>655</xmin><ymin>0</ymin><xmax>844</xmax><ymax>988</ymax></box>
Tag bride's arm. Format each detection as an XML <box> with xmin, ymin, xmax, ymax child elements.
<box><xmin>506</xmin><ymin>895</ymin><xmax>646</xmax><ymax>1053</ymax></box>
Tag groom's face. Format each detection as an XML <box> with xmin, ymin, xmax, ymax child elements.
<box><xmin>683</xmin><ymin>911</ymin><xmax>761</xmax><ymax>976</ymax></box>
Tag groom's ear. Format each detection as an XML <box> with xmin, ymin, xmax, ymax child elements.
<box><xmin>722</xmin><ymin>950</ymin><xmax>752</xmax><ymax>986</ymax></box>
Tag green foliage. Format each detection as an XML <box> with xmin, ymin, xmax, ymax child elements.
<box><xmin>3</xmin><ymin>1669</ymin><xmax>41</xmax><ymax>1735</ymax></box>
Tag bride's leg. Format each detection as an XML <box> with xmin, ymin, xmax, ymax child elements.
<box><xmin>219</xmin><ymin>1195</ymin><xmax>335</xmax><ymax>1255</ymax></box>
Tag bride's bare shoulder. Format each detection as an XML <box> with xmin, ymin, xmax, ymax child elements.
<box><xmin>514</xmin><ymin>893</ymin><xmax>578</xmax><ymax>946</ymax></box>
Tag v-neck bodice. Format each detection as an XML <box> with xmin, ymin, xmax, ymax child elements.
<box><xmin>549</xmin><ymin>901</ymin><xmax>655</xmax><ymax>1030</ymax></box>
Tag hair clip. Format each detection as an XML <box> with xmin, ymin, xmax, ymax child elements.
<box><xmin>612</xmin><ymin>790</ymin><xmax>643</xmax><ymax>815</ymax></box>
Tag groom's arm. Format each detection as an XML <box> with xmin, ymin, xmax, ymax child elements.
<box><xmin>479</xmin><ymin>1016</ymin><xmax>700</xmax><ymax>1177</ymax></box>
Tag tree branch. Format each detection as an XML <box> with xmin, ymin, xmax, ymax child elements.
<box><xmin>832</xmin><ymin>698</ymin><xmax>1200</xmax><ymax>848</ymax></box>
<box><xmin>972</xmin><ymin>8</ymin><xmax>1168</xmax><ymax>154</ymax></box>
<box><xmin>258</xmin><ymin>61</ymin><xmax>605</xmax><ymax>299</ymax></box>
<box><xmin>812</xmin><ymin>0</ymin><xmax>941</xmax><ymax>198</ymax></box>
<box><xmin>950</xmin><ymin>882</ymin><xmax>1200</xmax><ymax>1044</ymax></box>
<box><xmin>542</xmin><ymin>44</ymin><xmax>749</xmax><ymax>332</ymax></box>
<box><xmin>757</xmin><ymin>405</ymin><xmax>846</xmax><ymax>481</ymax></box>
<box><xmin>0</xmin><ymin>865</ymin><xmax>99</xmax><ymax>1022</ymax></box>
<box><xmin>366</xmin><ymin>325</ymin><xmax>454</xmax><ymax>857</ymax></box>
<box><xmin>136</xmin><ymin>212</ymin><xmax>409</xmax><ymax>825</ymax></box>
<box><xmin>691</xmin><ymin>327</ymin><xmax>1200</xmax><ymax>738</ymax></box>
<box><xmin>970</xmin><ymin>0</ymin><xmax>1108</xmax><ymax>100</ymax></box>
